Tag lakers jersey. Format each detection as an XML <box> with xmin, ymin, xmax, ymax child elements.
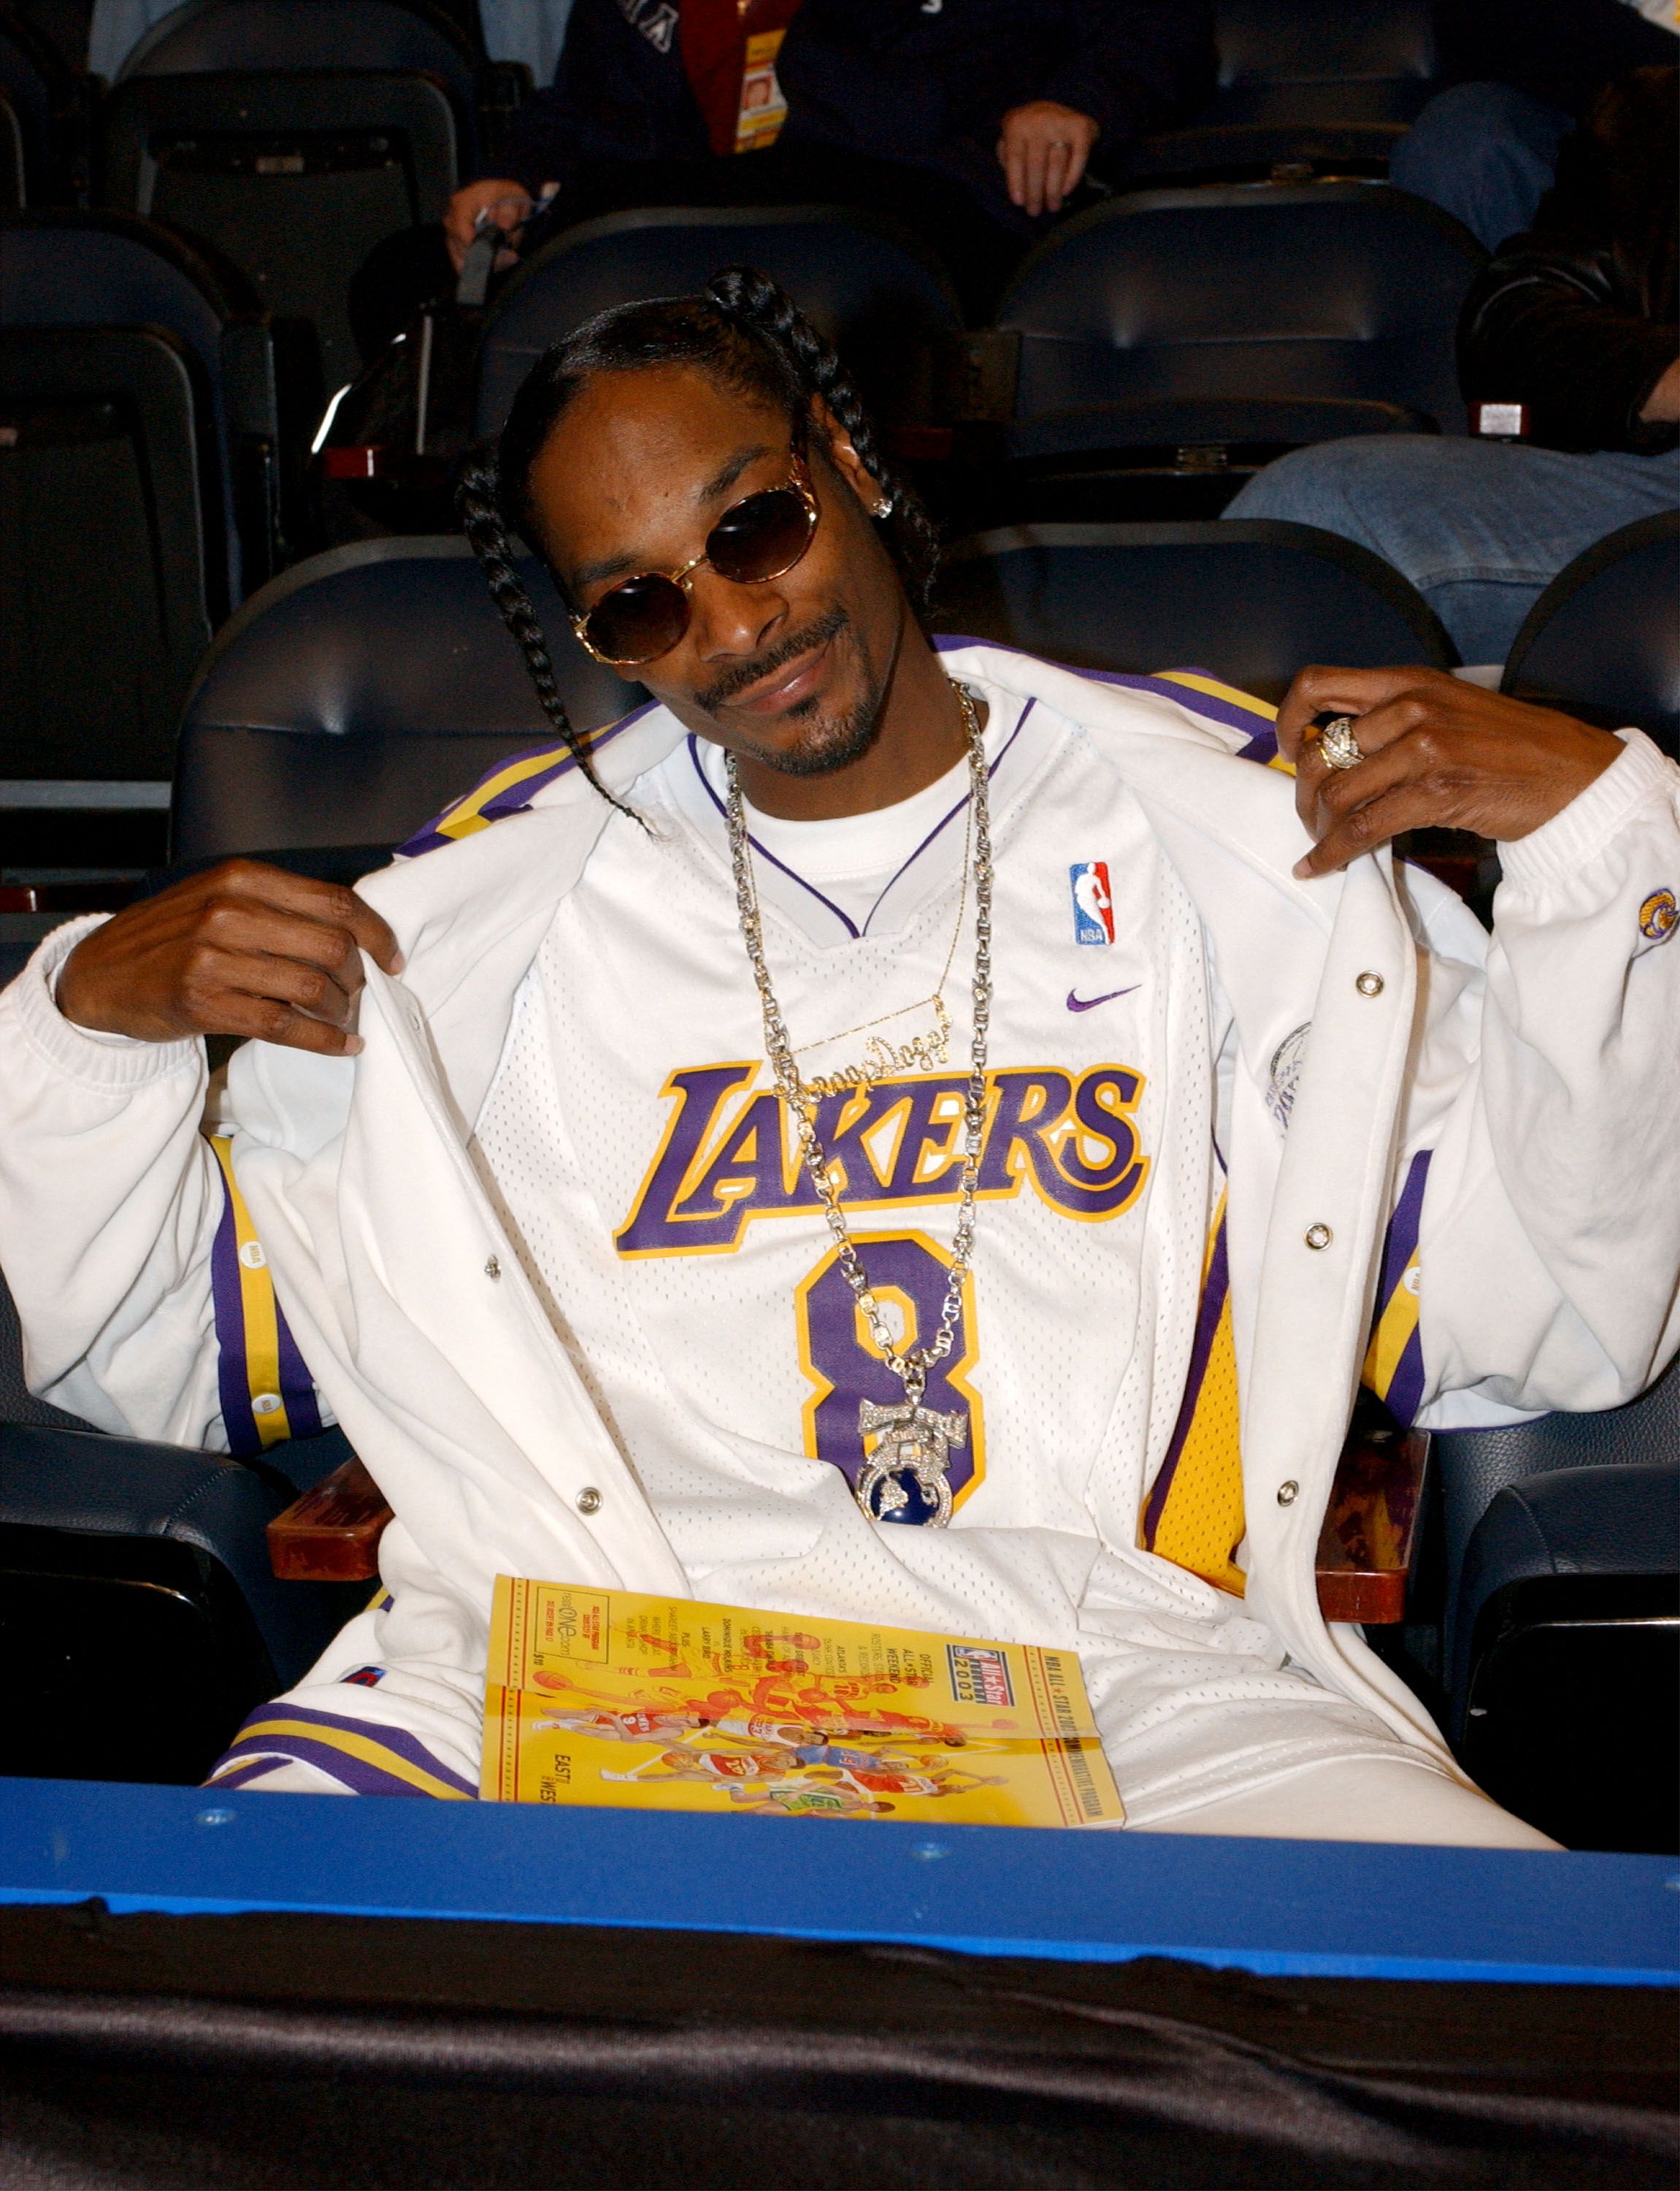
<box><xmin>467</xmin><ymin>678</ymin><xmax>1249</xmax><ymax>1648</ymax></box>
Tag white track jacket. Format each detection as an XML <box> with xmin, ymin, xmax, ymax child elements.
<box><xmin>3</xmin><ymin>643</ymin><xmax>1678</xmax><ymax>1802</ymax></box>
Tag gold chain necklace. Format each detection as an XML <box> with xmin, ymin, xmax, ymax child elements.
<box><xmin>787</xmin><ymin>792</ymin><xmax>973</xmax><ymax>1100</ymax></box>
<box><xmin>725</xmin><ymin>681</ymin><xmax>992</xmax><ymax>1528</ymax></box>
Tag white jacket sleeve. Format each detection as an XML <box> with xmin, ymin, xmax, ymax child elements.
<box><xmin>0</xmin><ymin>917</ymin><xmax>228</xmax><ymax>1444</ymax></box>
<box><xmin>1385</xmin><ymin>732</ymin><xmax>1680</xmax><ymax>1424</ymax></box>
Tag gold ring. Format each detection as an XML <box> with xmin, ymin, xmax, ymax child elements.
<box><xmin>1313</xmin><ymin>716</ymin><xmax>1365</xmax><ymax>771</ymax></box>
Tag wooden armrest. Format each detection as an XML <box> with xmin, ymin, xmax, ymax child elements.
<box><xmin>267</xmin><ymin>1457</ymin><xmax>393</xmax><ymax>1582</ymax></box>
<box><xmin>1314</xmin><ymin>1415</ymin><xmax>1430</xmax><ymax>1624</ymax></box>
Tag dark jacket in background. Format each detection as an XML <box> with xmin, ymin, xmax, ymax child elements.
<box><xmin>479</xmin><ymin>0</ymin><xmax>1214</xmax><ymax>215</ymax></box>
<box><xmin>1457</xmin><ymin>66</ymin><xmax>1679</xmax><ymax>454</ymax></box>
<box><xmin>1433</xmin><ymin>0</ymin><xmax>1676</xmax><ymax>120</ymax></box>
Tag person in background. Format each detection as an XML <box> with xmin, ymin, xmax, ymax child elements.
<box><xmin>1393</xmin><ymin>0</ymin><xmax>1675</xmax><ymax>252</ymax></box>
<box><xmin>369</xmin><ymin>0</ymin><xmax>1213</xmax><ymax>332</ymax></box>
<box><xmin>1224</xmin><ymin>66</ymin><xmax>1679</xmax><ymax>670</ymax></box>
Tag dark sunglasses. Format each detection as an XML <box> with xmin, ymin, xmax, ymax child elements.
<box><xmin>569</xmin><ymin>453</ymin><xmax>821</xmax><ymax>668</ymax></box>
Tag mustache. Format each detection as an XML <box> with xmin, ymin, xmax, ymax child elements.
<box><xmin>694</xmin><ymin>606</ymin><xmax>849</xmax><ymax>713</ymax></box>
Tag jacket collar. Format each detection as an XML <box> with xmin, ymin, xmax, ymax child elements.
<box><xmin>242</xmin><ymin>643</ymin><xmax>1340</xmax><ymax>1152</ymax></box>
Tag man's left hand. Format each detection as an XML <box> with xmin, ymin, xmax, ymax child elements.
<box><xmin>1277</xmin><ymin>666</ymin><xmax>1623</xmax><ymax>878</ymax></box>
<box><xmin>998</xmin><ymin>102</ymin><xmax>1099</xmax><ymax>218</ymax></box>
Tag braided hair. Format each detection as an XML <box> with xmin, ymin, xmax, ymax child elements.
<box><xmin>456</xmin><ymin>267</ymin><xmax>940</xmax><ymax>808</ymax></box>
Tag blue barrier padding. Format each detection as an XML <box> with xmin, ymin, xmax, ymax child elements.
<box><xmin>2</xmin><ymin>1778</ymin><xmax>1675</xmax><ymax>1986</ymax></box>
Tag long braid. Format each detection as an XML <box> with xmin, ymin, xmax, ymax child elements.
<box><xmin>456</xmin><ymin>446</ymin><xmax>637</xmax><ymax>819</ymax></box>
<box><xmin>705</xmin><ymin>267</ymin><xmax>941</xmax><ymax>615</ymax></box>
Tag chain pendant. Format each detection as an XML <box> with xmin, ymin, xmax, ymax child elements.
<box><xmin>855</xmin><ymin>1396</ymin><xmax>968</xmax><ymax>1526</ymax></box>
<box><xmin>726</xmin><ymin>680</ymin><xmax>993</xmax><ymax>1532</ymax></box>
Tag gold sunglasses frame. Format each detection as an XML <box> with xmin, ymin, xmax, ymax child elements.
<box><xmin>569</xmin><ymin>452</ymin><xmax>821</xmax><ymax>668</ymax></box>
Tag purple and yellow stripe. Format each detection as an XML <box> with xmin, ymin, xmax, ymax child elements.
<box><xmin>1362</xmin><ymin>1150</ymin><xmax>1430</xmax><ymax>1424</ymax></box>
<box><xmin>1095</xmin><ymin>668</ymin><xmax>1290</xmax><ymax>773</ymax></box>
<box><xmin>205</xmin><ymin>1701</ymin><xmax>477</xmax><ymax>1800</ymax></box>
<box><xmin>402</xmin><ymin>660</ymin><xmax>1289</xmax><ymax>860</ymax></box>
<box><xmin>207</xmin><ymin>1135</ymin><xmax>321</xmax><ymax>1456</ymax></box>
<box><xmin>398</xmin><ymin>701</ymin><xmax>659</xmax><ymax>857</ymax></box>
<box><xmin>1139</xmin><ymin>1190</ymin><xmax>1247</xmax><ymax>1596</ymax></box>
<box><xmin>931</xmin><ymin>639</ymin><xmax>1291</xmax><ymax>774</ymax></box>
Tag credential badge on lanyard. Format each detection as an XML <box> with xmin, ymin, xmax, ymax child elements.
<box><xmin>735</xmin><ymin>29</ymin><xmax>790</xmax><ymax>151</ymax></box>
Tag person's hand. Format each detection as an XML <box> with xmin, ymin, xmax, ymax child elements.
<box><xmin>1276</xmin><ymin>666</ymin><xmax>1623</xmax><ymax>879</ymax></box>
<box><xmin>1638</xmin><ymin>356</ymin><xmax>1680</xmax><ymax>424</ymax></box>
<box><xmin>997</xmin><ymin>102</ymin><xmax>1099</xmax><ymax>218</ymax></box>
<box><xmin>443</xmin><ymin>177</ymin><xmax>540</xmax><ymax>275</ymax></box>
<box><xmin>57</xmin><ymin>861</ymin><xmax>402</xmax><ymax>1056</ymax></box>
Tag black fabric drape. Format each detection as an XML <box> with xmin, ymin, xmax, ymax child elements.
<box><xmin>2</xmin><ymin>1902</ymin><xmax>1675</xmax><ymax>2189</ymax></box>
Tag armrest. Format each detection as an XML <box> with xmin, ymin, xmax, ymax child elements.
<box><xmin>267</xmin><ymin>1456</ymin><xmax>391</xmax><ymax>1581</ymax></box>
<box><xmin>4</xmin><ymin>1421</ymin><xmax>364</xmax><ymax>1680</ymax></box>
<box><xmin>1315</xmin><ymin>1416</ymin><xmax>1430</xmax><ymax>1624</ymax></box>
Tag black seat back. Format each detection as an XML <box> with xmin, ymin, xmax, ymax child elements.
<box><xmin>997</xmin><ymin>185</ymin><xmax>1484</xmax><ymax>435</ymax></box>
<box><xmin>476</xmin><ymin>204</ymin><xmax>964</xmax><ymax>440</ymax></box>
<box><xmin>1207</xmin><ymin>0</ymin><xmax>1438</xmax><ymax>126</ymax></box>
<box><xmin>0</xmin><ymin>7</ymin><xmax>85</xmax><ymax>207</ymax></box>
<box><xmin>988</xmin><ymin>396</ymin><xmax>1437</xmax><ymax>524</ymax></box>
<box><xmin>1</xmin><ymin>206</ymin><xmax>282</xmax><ymax>586</ymax></box>
<box><xmin>1438</xmin><ymin>1353</ymin><xmax>1680</xmax><ymax>1854</ymax></box>
<box><xmin>1502</xmin><ymin>513</ymin><xmax>1680</xmax><ymax>760</ymax></box>
<box><xmin>933</xmin><ymin>521</ymin><xmax>1454</xmax><ymax>703</ymax></box>
<box><xmin>0</xmin><ymin>82</ymin><xmax>23</xmax><ymax>206</ymax></box>
<box><xmin>0</xmin><ymin>210</ymin><xmax>280</xmax><ymax>781</ymax></box>
<box><xmin>1434</xmin><ymin>1353</ymin><xmax>1680</xmax><ymax>1678</ymax></box>
<box><xmin>1</xmin><ymin>323</ymin><xmax>215</xmax><ymax>779</ymax></box>
<box><xmin>171</xmin><ymin>535</ymin><xmax>645</xmax><ymax>861</ymax></box>
<box><xmin>101</xmin><ymin>66</ymin><xmax>459</xmax><ymax>393</ymax></box>
<box><xmin>0</xmin><ymin>1241</ymin><xmax>365</xmax><ymax>1783</ymax></box>
<box><xmin>119</xmin><ymin>0</ymin><xmax>479</xmax><ymax>121</ymax></box>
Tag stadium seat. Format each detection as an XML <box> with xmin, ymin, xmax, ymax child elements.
<box><xmin>0</xmin><ymin>1251</ymin><xmax>366</xmax><ymax>1785</ymax></box>
<box><xmin>1116</xmin><ymin>0</ymin><xmax>1439</xmax><ymax>188</ymax></box>
<box><xmin>932</xmin><ymin>521</ymin><xmax>1455</xmax><ymax>702</ymax></box>
<box><xmin>117</xmin><ymin>0</ymin><xmax>481</xmax><ymax>121</ymax></box>
<box><xmin>1500</xmin><ymin>513</ymin><xmax>1680</xmax><ymax>760</ymax></box>
<box><xmin>994</xmin><ymin>185</ymin><xmax>1484</xmax><ymax>447</ymax></box>
<box><xmin>982</xmin><ymin>395</ymin><xmax>1438</xmax><ymax>526</ymax></box>
<box><xmin>171</xmin><ymin>535</ymin><xmax>644</xmax><ymax>863</ymax></box>
<box><xmin>1435</xmin><ymin>1356</ymin><xmax>1679</xmax><ymax>1854</ymax></box>
<box><xmin>475</xmin><ymin>204</ymin><xmax>965</xmax><ymax>443</ymax></box>
<box><xmin>0</xmin><ymin>83</ymin><xmax>20</xmax><ymax>205</ymax></box>
<box><xmin>1205</xmin><ymin>0</ymin><xmax>1438</xmax><ymax>126</ymax></box>
<box><xmin>1</xmin><ymin>209</ymin><xmax>286</xmax><ymax>787</ymax></box>
<box><xmin>0</xmin><ymin>4</ymin><xmax>89</xmax><ymax>207</ymax></box>
<box><xmin>101</xmin><ymin>0</ymin><xmax>483</xmax><ymax>390</ymax></box>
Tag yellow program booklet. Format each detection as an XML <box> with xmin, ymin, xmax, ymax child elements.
<box><xmin>481</xmin><ymin>1577</ymin><xmax>1124</xmax><ymax>1827</ymax></box>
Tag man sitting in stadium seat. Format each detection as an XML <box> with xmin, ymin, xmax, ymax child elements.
<box><xmin>4</xmin><ymin>274</ymin><xmax>1676</xmax><ymax>1840</ymax></box>
<box><xmin>1392</xmin><ymin>0</ymin><xmax>1674</xmax><ymax>252</ymax></box>
<box><xmin>355</xmin><ymin>0</ymin><xmax>1213</xmax><ymax>342</ymax></box>
<box><xmin>1227</xmin><ymin>64</ymin><xmax>1679</xmax><ymax>668</ymax></box>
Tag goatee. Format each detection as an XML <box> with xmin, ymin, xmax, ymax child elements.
<box><xmin>698</xmin><ymin>608</ymin><xmax>887</xmax><ymax>779</ymax></box>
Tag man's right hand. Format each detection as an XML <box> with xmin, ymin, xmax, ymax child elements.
<box><xmin>57</xmin><ymin>861</ymin><xmax>402</xmax><ymax>1058</ymax></box>
<box><xmin>443</xmin><ymin>177</ymin><xmax>539</xmax><ymax>274</ymax></box>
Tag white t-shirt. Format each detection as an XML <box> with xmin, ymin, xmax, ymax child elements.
<box><xmin>703</xmin><ymin>736</ymin><xmax>979</xmax><ymax>928</ymax></box>
<box><xmin>470</xmin><ymin>677</ymin><xmax>1407</xmax><ymax>1824</ymax></box>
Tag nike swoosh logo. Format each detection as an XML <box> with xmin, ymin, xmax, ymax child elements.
<box><xmin>1066</xmin><ymin>986</ymin><xmax>1138</xmax><ymax>1013</ymax></box>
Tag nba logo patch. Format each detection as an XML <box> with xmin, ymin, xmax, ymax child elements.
<box><xmin>1638</xmin><ymin>887</ymin><xmax>1676</xmax><ymax>943</ymax></box>
<box><xmin>1070</xmin><ymin>861</ymin><xmax>1115</xmax><ymax>945</ymax></box>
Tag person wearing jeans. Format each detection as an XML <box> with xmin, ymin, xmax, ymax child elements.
<box><xmin>1225</xmin><ymin>66</ymin><xmax>1679</xmax><ymax>667</ymax></box>
<box><xmin>1392</xmin><ymin>0</ymin><xmax>1675</xmax><ymax>253</ymax></box>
